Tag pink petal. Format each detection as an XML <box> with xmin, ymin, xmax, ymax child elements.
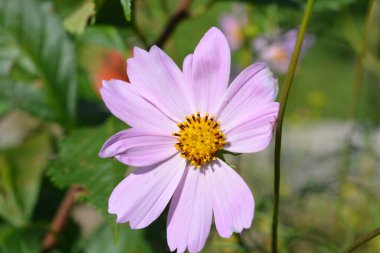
<box><xmin>99</xmin><ymin>128</ymin><xmax>177</xmax><ymax>167</ymax></box>
<box><xmin>217</xmin><ymin>63</ymin><xmax>278</xmax><ymax>131</ymax></box>
<box><xmin>108</xmin><ymin>154</ymin><xmax>186</xmax><ymax>229</ymax></box>
<box><xmin>100</xmin><ymin>79</ymin><xmax>177</xmax><ymax>133</ymax></box>
<box><xmin>224</xmin><ymin>102</ymin><xmax>279</xmax><ymax>153</ymax></box>
<box><xmin>207</xmin><ymin>159</ymin><xmax>254</xmax><ymax>238</ymax></box>
<box><xmin>127</xmin><ymin>46</ymin><xmax>192</xmax><ymax>122</ymax></box>
<box><xmin>183</xmin><ymin>27</ymin><xmax>230</xmax><ymax>116</ymax></box>
<box><xmin>167</xmin><ymin>166</ymin><xmax>212</xmax><ymax>253</ymax></box>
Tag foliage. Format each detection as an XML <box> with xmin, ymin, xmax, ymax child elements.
<box><xmin>47</xmin><ymin>118</ymin><xmax>127</xmax><ymax>214</ymax></box>
<box><xmin>0</xmin><ymin>130</ymin><xmax>51</xmax><ymax>226</ymax></box>
<box><xmin>63</xmin><ymin>0</ymin><xmax>96</xmax><ymax>35</ymax></box>
<box><xmin>0</xmin><ymin>0</ymin><xmax>379</xmax><ymax>252</ymax></box>
<box><xmin>78</xmin><ymin>224</ymin><xmax>153</xmax><ymax>253</ymax></box>
<box><xmin>0</xmin><ymin>0</ymin><xmax>77</xmax><ymax>126</ymax></box>
<box><xmin>0</xmin><ymin>224</ymin><xmax>42</xmax><ymax>253</ymax></box>
<box><xmin>120</xmin><ymin>0</ymin><xmax>132</xmax><ymax>22</ymax></box>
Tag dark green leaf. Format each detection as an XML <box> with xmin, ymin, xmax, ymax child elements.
<box><xmin>47</xmin><ymin>117</ymin><xmax>128</xmax><ymax>214</ymax></box>
<box><xmin>0</xmin><ymin>0</ymin><xmax>77</xmax><ymax>126</ymax></box>
<box><xmin>0</xmin><ymin>224</ymin><xmax>42</xmax><ymax>253</ymax></box>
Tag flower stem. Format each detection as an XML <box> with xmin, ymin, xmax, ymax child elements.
<box><xmin>341</xmin><ymin>227</ymin><xmax>380</xmax><ymax>253</ymax></box>
<box><xmin>336</xmin><ymin>0</ymin><xmax>376</xmax><ymax>229</ymax></box>
<box><xmin>348</xmin><ymin>0</ymin><xmax>375</xmax><ymax>120</ymax></box>
<box><xmin>271</xmin><ymin>1</ymin><xmax>315</xmax><ymax>253</ymax></box>
<box><xmin>42</xmin><ymin>185</ymin><xmax>83</xmax><ymax>252</ymax></box>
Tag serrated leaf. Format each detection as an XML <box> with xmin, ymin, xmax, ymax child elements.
<box><xmin>120</xmin><ymin>0</ymin><xmax>132</xmax><ymax>22</ymax></box>
<box><xmin>47</xmin><ymin>118</ymin><xmax>128</xmax><ymax>214</ymax></box>
<box><xmin>0</xmin><ymin>0</ymin><xmax>77</xmax><ymax>126</ymax></box>
<box><xmin>0</xmin><ymin>130</ymin><xmax>51</xmax><ymax>226</ymax></box>
<box><xmin>63</xmin><ymin>0</ymin><xmax>96</xmax><ymax>35</ymax></box>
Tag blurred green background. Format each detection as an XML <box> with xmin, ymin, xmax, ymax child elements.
<box><xmin>0</xmin><ymin>0</ymin><xmax>379</xmax><ymax>252</ymax></box>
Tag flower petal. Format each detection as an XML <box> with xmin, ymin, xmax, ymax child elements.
<box><xmin>100</xmin><ymin>79</ymin><xmax>176</xmax><ymax>133</ymax></box>
<box><xmin>183</xmin><ymin>27</ymin><xmax>230</xmax><ymax>115</ymax></box>
<box><xmin>167</xmin><ymin>166</ymin><xmax>212</xmax><ymax>253</ymax></box>
<box><xmin>224</xmin><ymin>102</ymin><xmax>279</xmax><ymax>153</ymax></box>
<box><xmin>108</xmin><ymin>154</ymin><xmax>186</xmax><ymax>229</ymax></box>
<box><xmin>207</xmin><ymin>159</ymin><xmax>254</xmax><ymax>238</ymax></box>
<box><xmin>99</xmin><ymin>128</ymin><xmax>177</xmax><ymax>167</ymax></box>
<box><xmin>217</xmin><ymin>63</ymin><xmax>278</xmax><ymax>131</ymax></box>
<box><xmin>127</xmin><ymin>46</ymin><xmax>192</xmax><ymax>122</ymax></box>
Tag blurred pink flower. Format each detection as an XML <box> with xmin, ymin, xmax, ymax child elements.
<box><xmin>253</xmin><ymin>29</ymin><xmax>315</xmax><ymax>73</ymax></box>
<box><xmin>219</xmin><ymin>5</ymin><xmax>247</xmax><ymax>51</ymax></box>
<box><xmin>99</xmin><ymin>27</ymin><xmax>279</xmax><ymax>253</ymax></box>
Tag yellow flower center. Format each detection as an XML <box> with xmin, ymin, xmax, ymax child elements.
<box><xmin>173</xmin><ymin>112</ymin><xmax>227</xmax><ymax>168</ymax></box>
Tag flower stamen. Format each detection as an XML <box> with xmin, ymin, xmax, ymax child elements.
<box><xmin>173</xmin><ymin>112</ymin><xmax>227</xmax><ymax>168</ymax></box>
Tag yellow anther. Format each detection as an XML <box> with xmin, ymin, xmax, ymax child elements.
<box><xmin>173</xmin><ymin>113</ymin><xmax>226</xmax><ymax>168</ymax></box>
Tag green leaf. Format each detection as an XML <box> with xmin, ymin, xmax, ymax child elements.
<box><xmin>120</xmin><ymin>0</ymin><xmax>132</xmax><ymax>22</ymax></box>
<box><xmin>63</xmin><ymin>0</ymin><xmax>96</xmax><ymax>35</ymax></box>
<box><xmin>0</xmin><ymin>37</ymin><xmax>19</xmax><ymax>76</ymax></box>
<box><xmin>78</xmin><ymin>26</ymin><xmax>128</xmax><ymax>52</ymax></box>
<box><xmin>78</xmin><ymin>224</ymin><xmax>153</xmax><ymax>253</ymax></box>
<box><xmin>0</xmin><ymin>0</ymin><xmax>77</xmax><ymax>126</ymax></box>
<box><xmin>0</xmin><ymin>79</ymin><xmax>55</xmax><ymax>120</ymax></box>
<box><xmin>0</xmin><ymin>224</ymin><xmax>42</xmax><ymax>253</ymax></box>
<box><xmin>47</xmin><ymin>117</ymin><xmax>128</xmax><ymax>214</ymax></box>
<box><xmin>0</xmin><ymin>130</ymin><xmax>51</xmax><ymax>226</ymax></box>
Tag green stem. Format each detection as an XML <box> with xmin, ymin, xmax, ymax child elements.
<box><xmin>336</xmin><ymin>0</ymin><xmax>376</xmax><ymax>227</ymax></box>
<box><xmin>271</xmin><ymin>1</ymin><xmax>315</xmax><ymax>253</ymax></box>
<box><xmin>348</xmin><ymin>0</ymin><xmax>375</xmax><ymax>120</ymax></box>
<box><xmin>341</xmin><ymin>227</ymin><xmax>380</xmax><ymax>253</ymax></box>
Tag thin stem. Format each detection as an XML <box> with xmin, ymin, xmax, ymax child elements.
<box><xmin>42</xmin><ymin>185</ymin><xmax>83</xmax><ymax>252</ymax></box>
<box><xmin>271</xmin><ymin>1</ymin><xmax>315</xmax><ymax>253</ymax></box>
<box><xmin>153</xmin><ymin>0</ymin><xmax>193</xmax><ymax>47</ymax></box>
<box><xmin>336</xmin><ymin>0</ymin><xmax>376</xmax><ymax>227</ymax></box>
<box><xmin>341</xmin><ymin>227</ymin><xmax>380</xmax><ymax>253</ymax></box>
<box><xmin>348</xmin><ymin>0</ymin><xmax>375</xmax><ymax>120</ymax></box>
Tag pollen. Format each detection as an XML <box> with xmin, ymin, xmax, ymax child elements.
<box><xmin>173</xmin><ymin>112</ymin><xmax>227</xmax><ymax>168</ymax></box>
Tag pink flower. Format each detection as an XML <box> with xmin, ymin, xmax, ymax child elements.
<box><xmin>253</xmin><ymin>29</ymin><xmax>315</xmax><ymax>73</ymax></box>
<box><xmin>219</xmin><ymin>5</ymin><xmax>247</xmax><ymax>51</ymax></box>
<box><xmin>99</xmin><ymin>27</ymin><xmax>279</xmax><ymax>253</ymax></box>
